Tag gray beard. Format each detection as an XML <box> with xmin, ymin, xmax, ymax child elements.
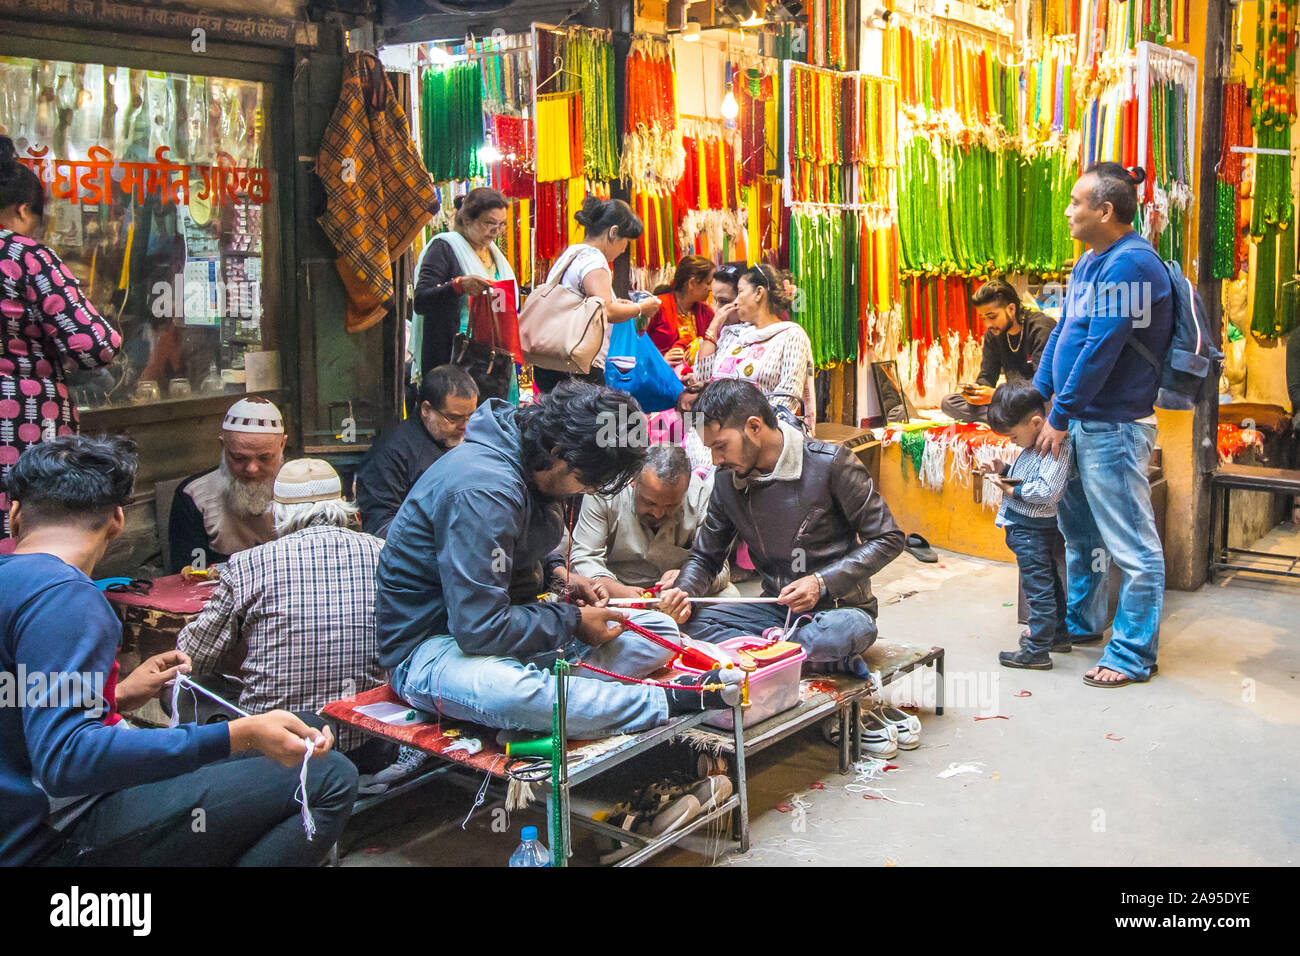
<box><xmin>219</xmin><ymin>459</ymin><xmax>275</xmax><ymax>518</ymax></box>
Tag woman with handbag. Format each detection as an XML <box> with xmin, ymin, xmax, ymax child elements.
<box><xmin>412</xmin><ymin>188</ymin><xmax>519</xmax><ymax>399</ymax></box>
<box><xmin>645</xmin><ymin>255</ymin><xmax>715</xmax><ymax>368</ymax></box>
<box><xmin>530</xmin><ymin>197</ymin><xmax>660</xmax><ymax>393</ymax></box>
<box><xmin>689</xmin><ymin>264</ymin><xmax>816</xmax><ymax>432</ymax></box>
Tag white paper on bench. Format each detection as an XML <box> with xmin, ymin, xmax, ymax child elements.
<box><xmin>354</xmin><ymin>701</ymin><xmax>433</xmax><ymax>726</ymax></box>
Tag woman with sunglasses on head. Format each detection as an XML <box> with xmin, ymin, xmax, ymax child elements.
<box><xmin>710</xmin><ymin>263</ymin><xmax>744</xmax><ymax>308</ymax></box>
<box><xmin>689</xmin><ymin>263</ymin><xmax>816</xmax><ymax>432</ymax></box>
<box><xmin>0</xmin><ymin>136</ymin><xmax>122</xmax><ymax>554</ymax></box>
<box><xmin>412</xmin><ymin>188</ymin><xmax>517</xmax><ymax>394</ymax></box>
<box><xmin>531</xmin><ymin>196</ymin><xmax>660</xmax><ymax>394</ymax></box>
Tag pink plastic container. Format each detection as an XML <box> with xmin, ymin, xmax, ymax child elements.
<box><xmin>675</xmin><ymin>637</ymin><xmax>807</xmax><ymax>730</ymax></box>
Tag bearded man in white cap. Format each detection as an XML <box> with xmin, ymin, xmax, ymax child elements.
<box><xmin>177</xmin><ymin>458</ymin><xmax>390</xmax><ymax>770</ymax></box>
<box><xmin>167</xmin><ymin>397</ymin><xmax>287</xmax><ymax>574</ymax></box>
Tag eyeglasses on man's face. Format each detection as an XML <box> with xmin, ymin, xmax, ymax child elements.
<box><xmin>433</xmin><ymin>407</ymin><xmax>472</xmax><ymax>427</ymax></box>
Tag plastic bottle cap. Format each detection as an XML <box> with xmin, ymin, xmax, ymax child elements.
<box><xmin>521</xmin><ymin>826</ymin><xmax>538</xmax><ymax>841</ymax></box>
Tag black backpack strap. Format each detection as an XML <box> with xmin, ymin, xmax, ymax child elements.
<box><xmin>1126</xmin><ymin>335</ymin><xmax>1161</xmax><ymax>372</ymax></box>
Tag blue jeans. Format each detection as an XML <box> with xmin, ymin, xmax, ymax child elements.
<box><xmin>1058</xmin><ymin>419</ymin><xmax>1164</xmax><ymax>679</ymax></box>
<box><xmin>1004</xmin><ymin>523</ymin><xmax>1066</xmax><ymax>654</ymax></box>
<box><xmin>682</xmin><ymin>600</ymin><xmax>878</xmax><ymax>663</ymax></box>
<box><xmin>390</xmin><ymin>610</ymin><xmax>678</xmax><ymax>737</ymax></box>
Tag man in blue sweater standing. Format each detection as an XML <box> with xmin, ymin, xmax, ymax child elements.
<box><xmin>1033</xmin><ymin>163</ymin><xmax>1173</xmax><ymax>687</ymax></box>
<box><xmin>1</xmin><ymin>436</ymin><xmax>357</xmax><ymax>866</ymax></box>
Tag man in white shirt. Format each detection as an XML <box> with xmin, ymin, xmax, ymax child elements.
<box><xmin>570</xmin><ymin>444</ymin><xmax>732</xmax><ymax>598</ymax></box>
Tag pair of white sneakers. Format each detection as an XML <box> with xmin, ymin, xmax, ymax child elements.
<box><xmin>820</xmin><ymin>703</ymin><xmax>921</xmax><ymax>759</ymax></box>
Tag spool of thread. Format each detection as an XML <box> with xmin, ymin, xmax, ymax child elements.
<box><xmin>505</xmin><ymin>737</ymin><xmax>555</xmax><ymax>759</ymax></box>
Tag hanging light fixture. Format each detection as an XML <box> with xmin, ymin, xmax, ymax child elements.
<box><xmin>720</xmin><ymin>60</ymin><xmax>739</xmax><ymax>119</ymax></box>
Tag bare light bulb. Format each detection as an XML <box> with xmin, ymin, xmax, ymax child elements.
<box><xmin>721</xmin><ymin>90</ymin><xmax>739</xmax><ymax>119</ymax></box>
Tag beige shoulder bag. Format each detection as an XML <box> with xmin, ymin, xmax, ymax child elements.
<box><xmin>518</xmin><ymin>246</ymin><xmax>608</xmax><ymax>373</ymax></box>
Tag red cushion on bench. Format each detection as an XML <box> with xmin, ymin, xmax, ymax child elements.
<box><xmin>321</xmin><ymin>685</ymin><xmax>522</xmax><ymax>778</ymax></box>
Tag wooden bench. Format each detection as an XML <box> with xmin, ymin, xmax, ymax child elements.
<box><xmin>1209</xmin><ymin>464</ymin><xmax>1300</xmax><ymax>582</ymax></box>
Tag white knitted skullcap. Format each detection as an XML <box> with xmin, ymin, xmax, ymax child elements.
<box><xmin>273</xmin><ymin>459</ymin><xmax>342</xmax><ymax>504</ymax></box>
<box><xmin>222</xmin><ymin>397</ymin><xmax>284</xmax><ymax>434</ymax></box>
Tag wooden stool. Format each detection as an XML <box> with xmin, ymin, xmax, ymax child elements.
<box><xmin>1208</xmin><ymin>464</ymin><xmax>1300</xmax><ymax>582</ymax></box>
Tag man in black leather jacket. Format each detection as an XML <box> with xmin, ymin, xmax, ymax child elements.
<box><xmin>659</xmin><ymin>380</ymin><xmax>905</xmax><ymax>673</ymax></box>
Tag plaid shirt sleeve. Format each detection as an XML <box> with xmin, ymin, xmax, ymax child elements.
<box><xmin>176</xmin><ymin>570</ymin><xmax>246</xmax><ymax>675</ymax></box>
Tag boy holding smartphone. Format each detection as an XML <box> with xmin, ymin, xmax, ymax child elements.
<box><xmin>980</xmin><ymin>382</ymin><xmax>1074</xmax><ymax>669</ymax></box>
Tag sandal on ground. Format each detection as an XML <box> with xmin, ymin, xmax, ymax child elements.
<box><xmin>904</xmin><ymin>532</ymin><xmax>939</xmax><ymax>563</ymax></box>
<box><xmin>1082</xmin><ymin>663</ymin><xmax>1158</xmax><ymax>688</ymax></box>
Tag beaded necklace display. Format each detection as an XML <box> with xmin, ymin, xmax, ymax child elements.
<box><xmin>1250</xmin><ymin>0</ymin><xmax>1298</xmax><ymax>339</ymax></box>
<box><xmin>559</xmin><ymin>28</ymin><xmax>620</xmax><ymax>181</ymax></box>
<box><xmin>1211</xmin><ymin>81</ymin><xmax>1251</xmax><ymax>281</ymax></box>
<box><xmin>535</xmin><ymin>92</ymin><xmax>583</xmax><ymax>183</ymax></box>
<box><xmin>421</xmin><ymin>63</ymin><xmax>484</xmax><ymax>182</ymax></box>
<box><xmin>621</xmin><ymin>37</ymin><xmax>684</xmax><ymax>188</ymax></box>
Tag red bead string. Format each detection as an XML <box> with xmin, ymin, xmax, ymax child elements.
<box><xmin>575</xmin><ymin>660</ymin><xmax>722</xmax><ymax>692</ymax></box>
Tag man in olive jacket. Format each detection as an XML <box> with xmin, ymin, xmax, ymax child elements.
<box><xmin>659</xmin><ymin>380</ymin><xmax>905</xmax><ymax>674</ymax></box>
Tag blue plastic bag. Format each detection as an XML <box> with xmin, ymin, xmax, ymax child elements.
<box><xmin>603</xmin><ymin>319</ymin><xmax>684</xmax><ymax>413</ymax></box>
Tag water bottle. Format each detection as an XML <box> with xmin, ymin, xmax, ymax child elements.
<box><xmin>507</xmin><ymin>826</ymin><xmax>551</xmax><ymax>867</ymax></box>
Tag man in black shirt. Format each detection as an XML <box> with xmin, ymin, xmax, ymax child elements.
<box><xmin>941</xmin><ymin>279</ymin><xmax>1056</xmax><ymax>423</ymax></box>
<box><xmin>356</xmin><ymin>365</ymin><xmax>479</xmax><ymax>538</ymax></box>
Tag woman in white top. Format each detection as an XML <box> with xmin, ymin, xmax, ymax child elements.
<box><xmin>534</xmin><ymin>197</ymin><xmax>660</xmax><ymax>393</ymax></box>
<box><xmin>690</xmin><ymin>264</ymin><xmax>816</xmax><ymax>431</ymax></box>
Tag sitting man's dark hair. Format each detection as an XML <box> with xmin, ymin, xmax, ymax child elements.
<box><xmin>987</xmin><ymin>381</ymin><xmax>1049</xmax><ymax>434</ymax></box>
<box><xmin>692</xmin><ymin>379</ymin><xmax>779</xmax><ymax>431</ymax></box>
<box><xmin>971</xmin><ymin>278</ymin><xmax>1023</xmax><ymax>310</ymax></box>
<box><xmin>419</xmin><ymin>364</ymin><xmax>479</xmax><ymax>409</ymax></box>
<box><xmin>5</xmin><ymin>435</ymin><xmax>138</xmax><ymax>530</ymax></box>
<box><xmin>516</xmin><ymin>381</ymin><xmax>647</xmax><ymax>495</ymax></box>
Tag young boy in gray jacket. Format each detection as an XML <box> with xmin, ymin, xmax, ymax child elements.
<box><xmin>981</xmin><ymin>382</ymin><xmax>1074</xmax><ymax>670</ymax></box>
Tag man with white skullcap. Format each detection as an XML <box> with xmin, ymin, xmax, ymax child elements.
<box><xmin>177</xmin><ymin>458</ymin><xmax>390</xmax><ymax>770</ymax></box>
<box><xmin>167</xmin><ymin>397</ymin><xmax>287</xmax><ymax>573</ymax></box>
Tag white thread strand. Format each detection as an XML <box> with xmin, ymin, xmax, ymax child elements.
<box><xmin>295</xmin><ymin>738</ymin><xmax>317</xmax><ymax>841</ymax></box>
<box><xmin>462</xmin><ymin>761</ymin><xmax>496</xmax><ymax>829</ymax></box>
<box><xmin>174</xmin><ymin>676</ymin><xmax>317</xmax><ymax>840</ymax></box>
<box><xmin>173</xmin><ymin>675</ymin><xmax>252</xmax><ymax>718</ymax></box>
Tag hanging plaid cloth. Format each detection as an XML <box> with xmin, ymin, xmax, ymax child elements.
<box><xmin>317</xmin><ymin>53</ymin><xmax>438</xmax><ymax>332</ymax></box>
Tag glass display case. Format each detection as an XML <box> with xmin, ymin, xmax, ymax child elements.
<box><xmin>0</xmin><ymin>55</ymin><xmax>277</xmax><ymax>411</ymax></box>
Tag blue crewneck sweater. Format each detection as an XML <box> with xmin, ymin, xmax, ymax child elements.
<box><xmin>1</xmin><ymin>553</ymin><xmax>230</xmax><ymax>865</ymax></box>
<box><xmin>1033</xmin><ymin>231</ymin><xmax>1174</xmax><ymax>430</ymax></box>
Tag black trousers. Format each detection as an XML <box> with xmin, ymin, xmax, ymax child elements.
<box><xmin>39</xmin><ymin>746</ymin><xmax>358</xmax><ymax>867</ymax></box>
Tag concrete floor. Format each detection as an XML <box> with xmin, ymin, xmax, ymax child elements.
<box><xmin>341</xmin><ymin>527</ymin><xmax>1300</xmax><ymax>867</ymax></box>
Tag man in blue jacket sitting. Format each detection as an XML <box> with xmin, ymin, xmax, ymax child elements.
<box><xmin>1032</xmin><ymin>162</ymin><xmax>1174</xmax><ymax>688</ymax></box>
<box><xmin>0</xmin><ymin>436</ymin><xmax>356</xmax><ymax>866</ymax></box>
<box><xmin>376</xmin><ymin>382</ymin><xmax>743</xmax><ymax>738</ymax></box>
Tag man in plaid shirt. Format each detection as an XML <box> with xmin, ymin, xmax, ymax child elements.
<box><xmin>178</xmin><ymin>459</ymin><xmax>386</xmax><ymax>762</ymax></box>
